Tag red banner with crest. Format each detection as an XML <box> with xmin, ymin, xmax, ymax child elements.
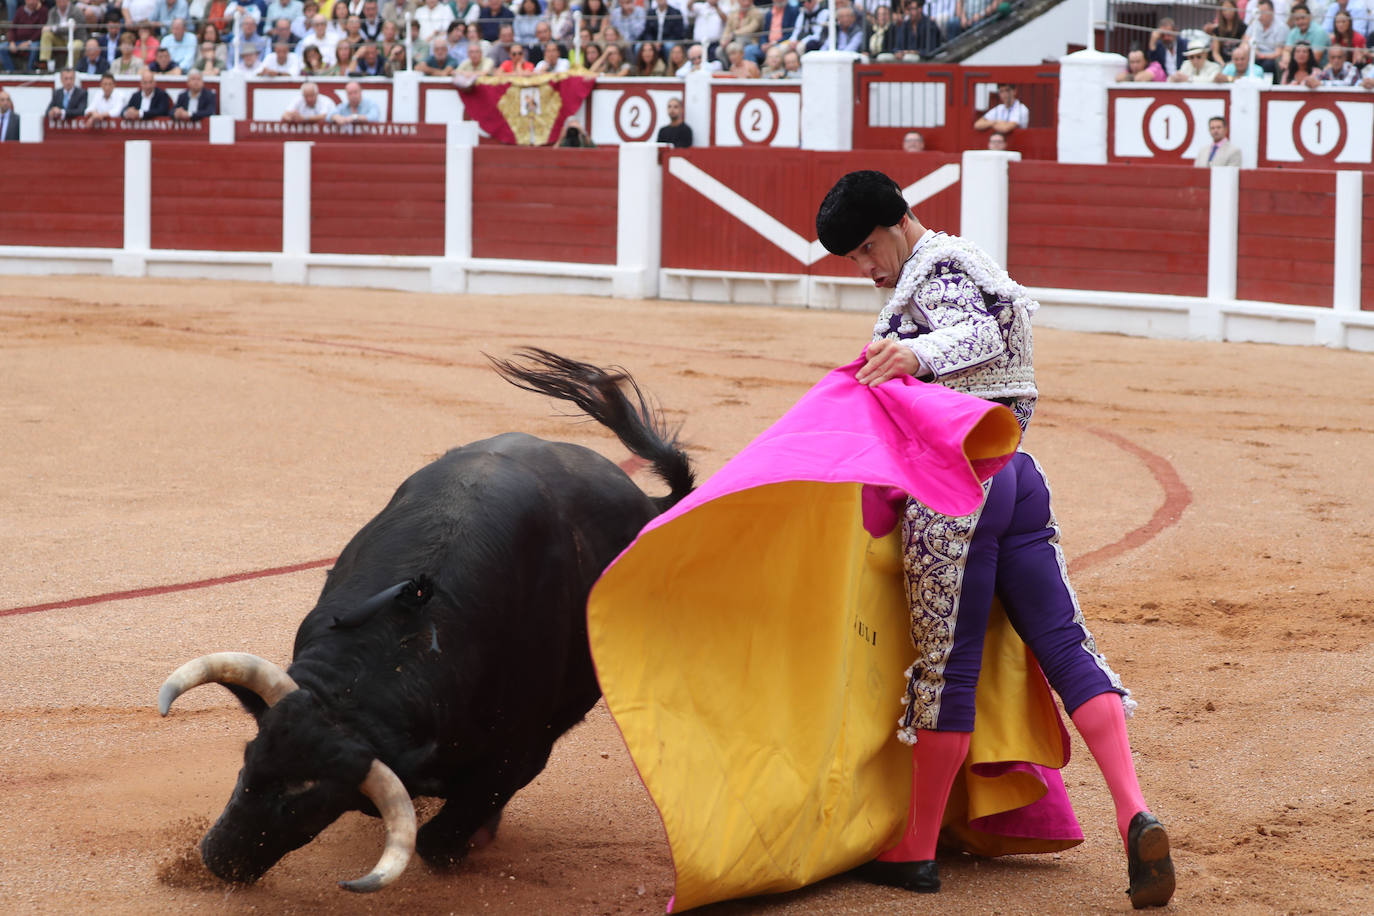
<box><xmin>456</xmin><ymin>72</ymin><xmax>595</xmax><ymax>146</ymax></box>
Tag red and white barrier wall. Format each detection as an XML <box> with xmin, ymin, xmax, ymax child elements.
<box><xmin>2</xmin><ymin>135</ymin><xmax>1371</xmax><ymax>352</ymax></box>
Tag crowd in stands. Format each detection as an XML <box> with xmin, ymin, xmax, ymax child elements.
<box><xmin>1117</xmin><ymin>0</ymin><xmax>1374</xmax><ymax>88</ymax></box>
<box><xmin>0</xmin><ymin>0</ymin><xmax>1012</xmax><ymax>83</ymax></box>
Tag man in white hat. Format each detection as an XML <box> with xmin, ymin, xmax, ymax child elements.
<box><xmin>1169</xmin><ymin>37</ymin><xmax>1222</xmax><ymax>81</ymax></box>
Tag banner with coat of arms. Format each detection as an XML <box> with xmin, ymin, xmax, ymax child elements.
<box><xmin>455</xmin><ymin>72</ymin><xmax>596</xmax><ymax>146</ymax></box>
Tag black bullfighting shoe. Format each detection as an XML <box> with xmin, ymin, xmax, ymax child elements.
<box><xmin>854</xmin><ymin>858</ymin><xmax>940</xmax><ymax>893</ymax></box>
<box><xmin>1126</xmin><ymin>811</ymin><xmax>1175</xmax><ymax>909</ymax></box>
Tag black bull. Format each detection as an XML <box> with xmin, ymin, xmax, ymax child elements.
<box><xmin>158</xmin><ymin>349</ymin><xmax>695</xmax><ymax>891</ymax></box>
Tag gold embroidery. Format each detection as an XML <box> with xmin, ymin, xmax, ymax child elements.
<box><xmin>482</xmin><ymin>72</ymin><xmax>574</xmax><ymax>146</ymax></box>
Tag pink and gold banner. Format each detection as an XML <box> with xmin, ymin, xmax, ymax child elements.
<box><xmin>456</xmin><ymin>72</ymin><xmax>595</xmax><ymax>146</ymax></box>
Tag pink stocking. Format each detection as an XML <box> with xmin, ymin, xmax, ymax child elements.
<box><xmin>1070</xmin><ymin>692</ymin><xmax>1149</xmax><ymax>849</ymax></box>
<box><xmin>877</xmin><ymin>729</ymin><xmax>970</xmax><ymax>862</ymax></box>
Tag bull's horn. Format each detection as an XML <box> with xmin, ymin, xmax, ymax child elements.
<box><xmin>157</xmin><ymin>652</ymin><xmax>300</xmax><ymax>716</ymax></box>
<box><xmin>339</xmin><ymin>759</ymin><xmax>417</xmax><ymax>893</ymax></box>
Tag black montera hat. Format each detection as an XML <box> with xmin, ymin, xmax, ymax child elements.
<box><xmin>815</xmin><ymin>170</ymin><xmax>909</xmax><ymax>257</ymax></box>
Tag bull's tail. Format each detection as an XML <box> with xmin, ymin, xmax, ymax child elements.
<box><xmin>489</xmin><ymin>347</ymin><xmax>696</xmax><ymax>514</ymax></box>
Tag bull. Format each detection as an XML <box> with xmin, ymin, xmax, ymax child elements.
<box><xmin>158</xmin><ymin>349</ymin><xmax>695</xmax><ymax>891</ymax></box>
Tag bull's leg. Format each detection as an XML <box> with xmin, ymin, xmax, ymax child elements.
<box><xmin>417</xmin><ymin>742</ymin><xmax>555</xmax><ymax>868</ymax></box>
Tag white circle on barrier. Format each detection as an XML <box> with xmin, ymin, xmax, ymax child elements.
<box><xmin>1297</xmin><ymin>107</ymin><xmax>1341</xmax><ymax>156</ymax></box>
<box><xmin>1145</xmin><ymin>104</ymin><xmax>1189</xmax><ymax>152</ymax></box>
<box><xmin>738</xmin><ymin>97</ymin><xmax>776</xmax><ymax>145</ymax></box>
<box><xmin>616</xmin><ymin>94</ymin><xmax>655</xmax><ymax>142</ymax></box>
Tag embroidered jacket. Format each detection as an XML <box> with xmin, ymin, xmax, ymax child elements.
<box><xmin>872</xmin><ymin>233</ymin><xmax>1038</xmax><ymax>430</ymax></box>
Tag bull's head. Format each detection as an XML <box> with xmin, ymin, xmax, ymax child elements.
<box><xmin>158</xmin><ymin>653</ymin><xmax>417</xmax><ymax>892</ymax></box>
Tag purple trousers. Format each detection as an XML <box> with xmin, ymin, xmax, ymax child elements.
<box><xmin>897</xmin><ymin>451</ymin><xmax>1129</xmax><ymax>741</ymax></box>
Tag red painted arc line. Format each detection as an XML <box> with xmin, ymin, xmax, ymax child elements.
<box><xmin>0</xmin><ymin>456</ymin><xmax>651</xmax><ymax>620</ymax></box>
<box><xmin>1067</xmin><ymin>427</ymin><xmax>1193</xmax><ymax>576</ymax></box>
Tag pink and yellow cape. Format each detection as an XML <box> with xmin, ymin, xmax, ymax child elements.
<box><xmin>587</xmin><ymin>359</ymin><xmax>1083</xmax><ymax>912</ymax></box>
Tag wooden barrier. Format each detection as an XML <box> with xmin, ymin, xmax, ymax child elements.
<box><xmin>310</xmin><ymin>143</ymin><xmax>445</xmax><ymax>256</ymax></box>
<box><xmin>1236</xmin><ymin>169</ymin><xmax>1334</xmax><ymax>309</ymax></box>
<box><xmin>0</xmin><ymin>142</ymin><xmax>124</xmax><ymax>248</ymax></box>
<box><xmin>1007</xmin><ymin>160</ymin><xmax>1210</xmax><ymax>297</ymax></box>
<box><xmin>151</xmin><ymin>142</ymin><xmax>282</xmax><ymax>252</ymax></box>
<box><xmin>1364</xmin><ymin>174</ymin><xmax>1374</xmax><ymax>312</ymax></box>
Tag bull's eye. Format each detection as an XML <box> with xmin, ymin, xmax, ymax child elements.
<box><xmin>282</xmin><ymin>779</ymin><xmax>319</xmax><ymax>797</ymax></box>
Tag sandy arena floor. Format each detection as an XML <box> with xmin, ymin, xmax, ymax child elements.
<box><xmin>1</xmin><ymin>276</ymin><xmax>1372</xmax><ymax>915</ymax></box>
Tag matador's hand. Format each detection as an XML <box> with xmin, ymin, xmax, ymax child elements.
<box><xmin>856</xmin><ymin>339</ymin><xmax>921</xmax><ymax>387</ymax></box>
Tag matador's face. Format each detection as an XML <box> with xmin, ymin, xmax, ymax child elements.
<box><xmin>843</xmin><ymin>217</ymin><xmax>914</xmax><ymax>290</ymax></box>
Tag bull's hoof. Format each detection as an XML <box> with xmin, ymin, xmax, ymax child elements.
<box><xmin>416</xmin><ymin>811</ymin><xmax>502</xmax><ymax>870</ymax></box>
<box><xmin>1126</xmin><ymin>812</ymin><xmax>1175</xmax><ymax>909</ymax></box>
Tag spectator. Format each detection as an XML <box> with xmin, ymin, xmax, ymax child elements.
<box><xmin>407</xmin><ymin>18</ymin><xmax>430</xmax><ymax>62</ymax></box>
<box><xmin>340</xmin><ymin>14</ymin><xmax>367</xmax><ymax>49</ymax></box>
<box><xmin>789</xmin><ymin>0</ymin><xmax>830</xmax><ymax>54</ymax></box>
<box><xmin>923</xmin><ymin>0</ymin><xmax>959</xmax><ymax>42</ymax></box>
<box><xmin>511</xmin><ymin>0</ymin><xmax>540</xmax><ymax>45</ymax></box>
<box><xmin>1169</xmin><ymin>37</ymin><xmax>1222</xmax><ymax>81</ymax></box>
<box><xmin>196</xmin><ymin>21</ymin><xmax>227</xmax><ymax>61</ymax></box>
<box><xmin>830</xmin><ymin>5</ymin><xmax>864</xmax><ymax>54</ymax></box>
<box><xmin>522</xmin><ymin>19</ymin><xmax>550</xmax><ymax>57</ymax></box>
<box><xmin>457</xmin><ymin>38</ymin><xmax>493</xmax><ymax>71</ymax></box>
<box><xmin>352</xmin><ymin>39</ymin><xmax>390</xmax><ymax>73</ymax></box>
<box><xmin>675</xmin><ymin>40</ymin><xmax>721</xmax><ymax>74</ymax></box>
<box><xmin>327</xmin><ymin>0</ymin><xmax>351</xmax><ymax>37</ymax></box>
<box><xmin>200</xmin><ymin>0</ymin><xmax>234</xmax><ymax>34</ymax></box>
<box><xmin>149</xmin><ymin>0</ymin><xmax>190</xmax><ymax>33</ymax></box>
<box><xmin>97</xmin><ymin>15</ymin><xmax>126</xmax><ymax>67</ymax></box>
<box><xmin>194</xmin><ymin>38</ymin><xmax>227</xmax><ymax>72</ymax></box>
<box><xmin>754</xmin><ymin>0</ymin><xmax>798</xmax><ymax>63</ymax></box>
<box><xmin>123</xmin><ymin>68</ymin><xmax>172</xmax><ymax>118</ymax></box>
<box><xmin>867</xmin><ymin>4</ymin><xmax>894</xmax><ymax>56</ymax></box>
<box><xmin>173</xmin><ymin>67</ymin><xmax>217</xmax><ymax>118</ymax></box>
<box><xmin>632</xmin><ymin>40</ymin><xmax>667</xmax><ymax>74</ymax></box>
<box><xmin>1204</xmin><ymin>0</ymin><xmax>1245</xmax><ymax>66</ymax></box>
<box><xmin>47</xmin><ymin>68</ymin><xmax>88</xmax><ymax>120</ymax></box>
<box><xmin>112</xmin><ymin>34</ymin><xmax>145</xmax><ymax>73</ymax></box>
<box><xmin>1281</xmin><ymin>39</ymin><xmax>1317</xmax><ymax>83</ymax></box>
<box><xmin>417</xmin><ymin>33</ymin><xmax>456</xmax><ymax>71</ymax></box>
<box><xmin>383</xmin><ymin>24</ymin><xmax>407</xmax><ymax>67</ymax></box>
<box><xmin>281</xmin><ymin>79</ymin><xmax>334</xmax><ymax>120</ymax></box>
<box><xmin>760</xmin><ymin>42</ymin><xmax>784</xmax><ymax>75</ymax></box>
<box><xmin>298</xmin><ymin>13</ymin><xmax>340</xmax><ymax>63</ymax></box>
<box><xmin>1328</xmin><ymin>10</ymin><xmax>1366</xmax><ymax>65</ymax></box>
<box><xmin>291</xmin><ymin>0</ymin><xmax>319</xmax><ymax>37</ymax></box>
<box><xmin>149</xmin><ymin>45</ymin><xmax>183</xmax><ymax>71</ymax></box>
<box><xmin>719</xmin><ymin>39</ymin><xmax>759</xmax><ymax>75</ymax></box>
<box><xmin>40</xmin><ymin>0</ymin><xmax>85</xmax><ymax>72</ymax></box>
<box><xmin>300</xmin><ymin>41</ymin><xmax>327</xmax><ymax>71</ymax></box>
<box><xmin>123</xmin><ymin>0</ymin><xmax>159</xmax><ymax>26</ymax></box>
<box><xmin>667</xmin><ymin>40</ymin><xmax>687</xmax><ymax>71</ymax></box>
<box><xmin>499</xmin><ymin>38</ymin><xmax>533</xmax><ymax>69</ymax></box>
<box><xmin>534</xmin><ymin>39</ymin><xmax>568</xmax><ymax>71</ymax></box>
<box><xmin>1308</xmin><ymin>41</ymin><xmax>1358</xmax><ymax>83</ymax></box>
<box><xmin>1282</xmin><ymin>4</ymin><xmax>1328</xmax><ymax>68</ymax></box>
<box><xmin>590</xmin><ymin>40</ymin><xmax>629</xmax><ymax>73</ymax></box>
<box><xmin>1116</xmin><ymin>47</ymin><xmax>1163</xmax><ymax>81</ymax></box>
<box><xmin>609</xmin><ymin>0</ymin><xmax>646</xmax><ymax>45</ymax></box>
<box><xmin>84</xmin><ymin>71</ymin><xmax>125</xmax><ymax>121</ymax></box>
<box><xmin>475</xmin><ymin>0</ymin><xmax>513</xmax><ymax>42</ymax></box>
<box><xmin>233</xmin><ymin>42</ymin><xmax>264</xmax><ymax>72</ymax></box>
<box><xmin>0</xmin><ymin>90</ymin><xmax>18</xmax><ymax>141</ymax></box>
<box><xmin>1147</xmin><ymin>16</ymin><xmax>1184</xmax><ymax>79</ymax></box>
<box><xmin>1194</xmin><ymin>115</ymin><xmax>1241</xmax><ymax>166</ymax></box>
<box><xmin>380</xmin><ymin>0</ymin><xmax>415</xmax><ymax>21</ymax></box>
<box><xmin>958</xmin><ymin>0</ymin><xmax>996</xmax><ymax>34</ymax></box>
<box><xmin>1244</xmin><ymin>0</ymin><xmax>1286</xmax><ymax>75</ymax></box>
<box><xmin>227</xmin><ymin>17</ymin><xmax>269</xmax><ymax>64</ymax></box>
<box><xmin>556</xmin><ymin>114</ymin><xmax>594</xmax><ymax>146</ymax></box>
<box><xmin>358</xmin><ymin>0</ymin><xmax>384</xmax><ymax>39</ymax></box>
<box><xmin>642</xmin><ymin>0</ymin><xmax>687</xmax><ymax>45</ymax></box>
<box><xmin>987</xmin><ymin>131</ymin><xmax>1007</xmax><ymax>149</ymax></box>
<box><xmin>580</xmin><ymin>0</ymin><xmax>609</xmax><ymax>35</ymax></box>
<box><xmin>546</xmin><ymin>0</ymin><xmax>574</xmax><ymax>40</ymax></box>
<box><xmin>162</xmin><ymin>18</ymin><xmax>197</xmax><ymax>70</ymax></box>
<box><xmin>133</xmin><ymin>24</ymin><xmax>160</xmax><ymax>63</ymax></box>
<box><xmin>1217</xmin><ymin>40</ymin><xmax>1263</xmax><ymax>79</ymax></box>
<box><xmin>324</xmin><ymin>37</ymin><xmax>355</xmax><ymax>72</ymax></box>
<box><xmin>902</xmin><ymin>129</ymin><xmax>923</xmax><ymax>150</ymax></box>
<box><xmin>265</xmin><ymin>16</ymin><xmax>296</xmax><ymax>51</ymax></box>
<box><xmin>261</xmin><ymin>37</ymin><xmax>302</xmax><ymax>72</ymax></box>
<box><xmin>690</xmin><ymin>0</ymin><xmax>726</xmax><ymax>56</ymax></box>
<box><xmin>1323</xmin><ymin>0</ymin><xmax>1368</xmax><ymax>38</ymax></box>
<box><xmin>1245</xmin><ymin>0</ymin><xmax>1289</xmax><ymax>25</ymax></box>
<box><xmin>331</xmin><ymin>79</ymin><xmax>379</xmax><ymax>121</ymax></box>
<box><xmin>781</xmin><ymin>46</ymin><xmax>801</xmax><ymax>76</ymax></box>
<box><xmin>974</xmin><ymin>81</ymin><xmax>1028</xmax><ymax>134</ymax></box>
<box><xmin>1</xmin><ymin>0</ymin><xmax>47</xmax><ymax>73</ymax></box>
<box><xmin>889</xmin><ymin>0</ymin><xmax>941</xmax><ymax>59</ymax></box>
<box><xmin>1360</xmin><ymin>55</ymin><xmax>1374</xmax><ymax>86</ymax></box>
<box><xmin>656</xmin><ymin>95</ymin><xmax>692</xmax><ymax>146</ymax></box>
<box><xmin>720</xmin><ymin>0</ymin><xmax>763</xmax><ymax>61</ymax></box>
<box><xmin>76</xmin><ymin>38</ymin><xmax>111</xmax><ymax>75</ymax></box>
<box><xmin>266</xmin><ymin>0</ymin><xmax>305</xmax><ymax>32</ymax></box>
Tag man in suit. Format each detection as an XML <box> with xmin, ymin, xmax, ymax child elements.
<box><xmin>47</xmin><ymin>67</ymin><xmax>88</xmax><ymax>120</ymax></box>
<box><xmin>172</xmin><ymin>68</ymin><xmax>217</xmax><ymax>120</ymax></box>
<box><xmin>1147</xmin><ymin>16</ymin><xmax>1185</xmax><ymax>79</ymax></box>
<box><xmin>640</xmin><ymin>0</ymin><xmax>687</xmax><ymax>45</ymax></box>
<box><xmin>1194</xmin><ymin>115</ymin><xmax>1243</xmax><ymax>167</ymax></box>
<box><xmin>749</xmin><ymin>0</ymin><xmax>798</xmax><ymax>63</ymax></box>
<box><xmin>122</xmin><ymin>68</ymin><xmax>173</xmax><ymax>119</ymax></box>
<box><xmin>75</xmin><ymin>38</ymin><xmax>110</xmax><ymax>75</ymax></box>
<box><xmin>0</xmin><ymin>90</ymin><xmax>19</xmax><ymax>141</ymax></box>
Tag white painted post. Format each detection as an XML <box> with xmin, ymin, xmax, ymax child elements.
<box><xmin>1194</xmin><ymin>164</ymin><xmax>1238</xmax><ymax>339</ymax></box>
<box><xmin>208</xmin><ymin>114</ymin><xmax>237</xmax><ymax>144</ymax></box>
<box><xmin>683</xmin><ymin>69</ymin><xmax>712</xmax><ymax>150</ymax></box>
<box><xmin>435</xmin><ymin>119</ymin><xmax>478</xmax><ymax>293</ymax></box>
<box><xmin>1228</xmin><ymin>80</ymin><xmax>1261</xmax><ymax>170</ymax></box>
<box><xmin>392</xmin><ymin>69</ymin><xmax>420</xmax><ymax>123</ymax></box>
<box><xmin>800</xmin><ymin>50</ymin><xmax>858</xmax><ymax>151</ymax></box>
<box><xmin>958</xmin><ymin>150</ymin><xmax>1018</xmax><ymax>267</ymax></box>
<box><xmin>18</xmin><ymin>112</ymin><xmax>43</xmax><ymax>142</ymax></box>
<box><xmin>276</xmin><ymin>141</ymin><xmax>312</xmax><ymax>284</ymax></box>
<box><xmin>1333</xmin><ymin>170</ymin><xmax>1362</xmax><ymax>314</ymax></box>
<box><xmin>220</xmin><ymin>70</ymin><xmax>249</xmax><ymax>120</ymax></box>
<box><xmin>1056</xmin><ymin>49</ymin><xmax>1124</xmax><ymax>165</ymax></box>
<box><xmin>114</xmin><ymin>140</ymin><xmax>151</xmax><ymax>276</ymax></box>
<box><xmin>614</xmin><ymin>142</ymin><xmax>663</xmax><ymax>299</ymax></box>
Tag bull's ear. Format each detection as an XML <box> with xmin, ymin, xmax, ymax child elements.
<box><xmin>224</xmin><ymin>683</ymin><xmax>270</xmax><ymax>720</ymax></box>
